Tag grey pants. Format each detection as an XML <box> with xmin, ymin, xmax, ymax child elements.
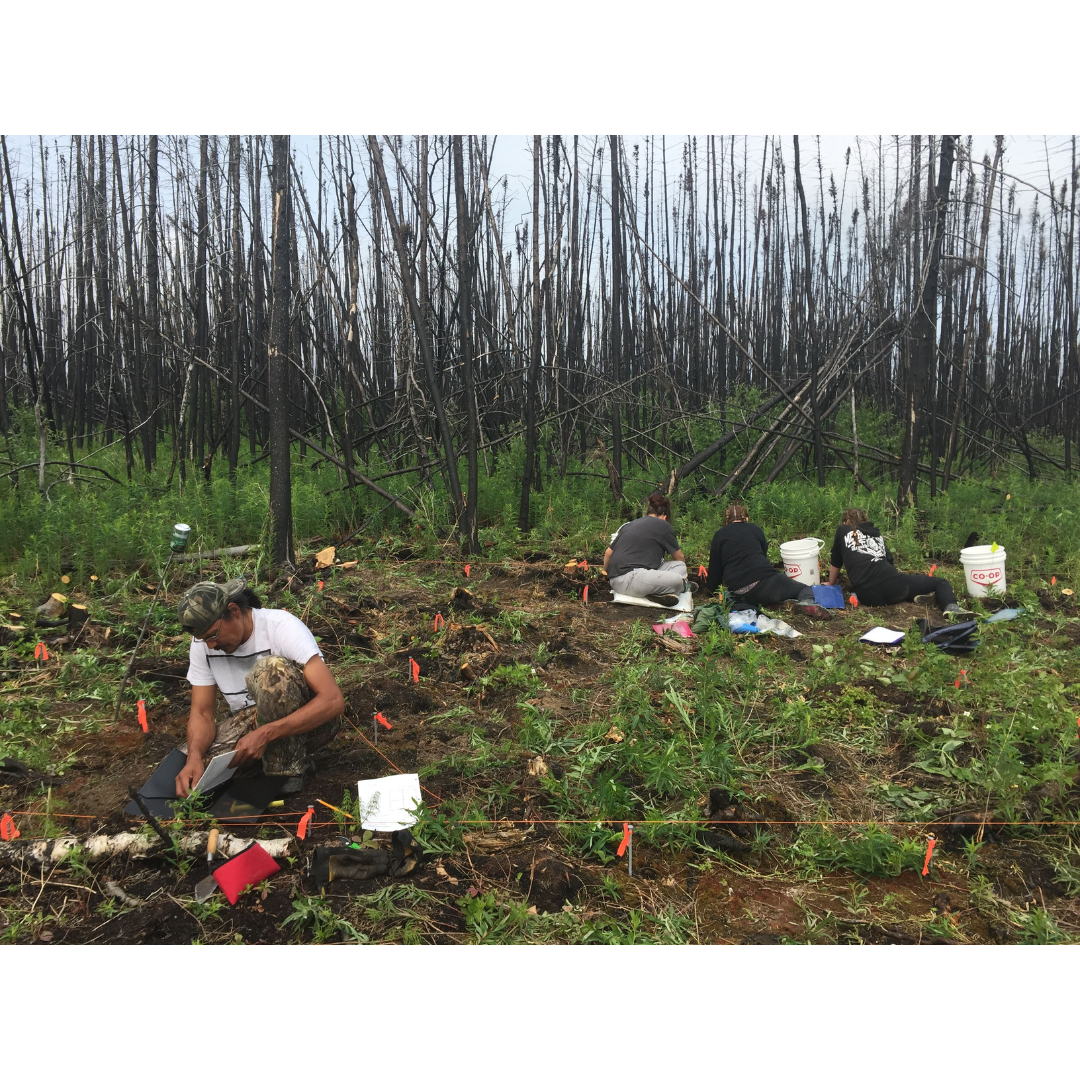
<box><xmin>183</xmin><ymin>656</ymin><xmax>339</xmax><ymax>777</ymax></box>
<box><xmin>609</xmin><ymin>560</ymin><xmax>688</xmax><ymax>598</ymax></box>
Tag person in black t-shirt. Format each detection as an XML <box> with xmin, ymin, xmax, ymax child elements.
<box><xmin>604</xmin><ymin>493</ymin><xmax>699</xmax><ymax>607</ymax></box>
<box><xmin>826</xmin><ymin>508</ymin><xmax>969</xmax><ymax>616</ymax></box>
<box><xmin>706</xmin><ymin>504</ymin><xmax>831</xmax><ymax>619</ymax></box>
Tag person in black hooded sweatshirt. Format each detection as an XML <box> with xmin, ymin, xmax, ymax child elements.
<box><xmin>826</xmin><ymin>508</ymin><xmax>969</xmax><ymax>617</ymax></box>
<box><xmin>706</xmin><ymin>503</ymin><xmax>830</xmax><ymax>619</ymax></box>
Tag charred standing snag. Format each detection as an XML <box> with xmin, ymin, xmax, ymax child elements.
<box><xmin>0</xmin><ymin>134</ymin><xmax>1077</xmax><ymax>534</ymax></box>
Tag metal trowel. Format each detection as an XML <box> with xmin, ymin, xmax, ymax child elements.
<box><xmin>194</xmin><ymin>828</ymin><xmax>220</xmax><ymax>902</ymax></box>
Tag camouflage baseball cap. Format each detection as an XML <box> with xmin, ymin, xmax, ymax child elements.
<box><xmin>177</xmin><ymin>578</ymin><xmax>247</xmax><ymax>636</ymax></box>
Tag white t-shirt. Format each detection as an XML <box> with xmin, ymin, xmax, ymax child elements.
<box><xmin>186</xmin><ymin>608</ymin><xmax>323</xmax><ymax>712</ymax></box>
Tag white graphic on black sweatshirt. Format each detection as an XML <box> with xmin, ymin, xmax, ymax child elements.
<box><xmin>844</xmin><ymin>529</ymin><xmax>887</xmax><ymax>561</ymax></box>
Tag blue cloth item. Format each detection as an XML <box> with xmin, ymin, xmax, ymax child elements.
<box><xmin>812</xmin><ymin>584</ymin><xmax>845</xmax><ymax>609</ymax></box>
<box><xmin>986</xmin><ymin>607</ymin><xmax>1024</xmax><ymax>623</ymax></box>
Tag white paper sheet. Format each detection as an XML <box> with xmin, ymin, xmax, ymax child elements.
<box><xmin>611</xmin><ymin>589</ymin><xmax>693</xmax><ymax>612</ymax></box>
<box><xmin>356</xmin><ymin>773</ymin><xmax>423</xmax><ymax>831</ymax></box>
<box><xmin>859</xmin><ymin>626</ymin><xmax>906</xmax><ymax>645</ymax></box>
<box><xmin>193</xmin><ymin>750</ymin><xmax>237</xmax><ymax>793</ymax></box>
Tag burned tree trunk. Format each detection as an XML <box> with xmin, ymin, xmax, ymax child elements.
<box><xmin>146</xmin><ymin>135</ymin><xmax>161</xmax><ymax>467</ymax></box>
<box><xmin>268</xmin><ymin>135</ymin><xmax>294</xmax><ymax>570</ymax></box>
<box><xmin>519</xmin><ymin>135</ymin><xmax>543</xmax><ymax>530</ymax></box>
<box><xmin>228</xmin><ymin>134</ymin><xmax>243</xmax><ymax>480</ymax></box>
<box><xmin>898</xmin><ymin>135</ymin><xmax>954</xmax><ymax>507</ymax></box>
<box><xmin>793</xmin><ymin>135</ymin><xmax>826</xmax><ymax>487</ymax></box>
<box><xmin>608</xmin><ymin>135</ymin><xmax>624</xmax><ymax>502</ymax></box>
<box><xmin>942</xmin><ymin>136</ymin><xmax>1003</xmax><ymax>490</ymax></box>
<box><xmin>368</xmin><ymin>135</ymin><xmax>464</xmax><ymax>527</ymax></box>
<box><xmin>453</xmin><ymin>136</ymin><xmax>479</xmax><ymax>552</ymax></box>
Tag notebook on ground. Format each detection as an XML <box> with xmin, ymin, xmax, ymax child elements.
<box><xmin>859</xmin><ymin>626</ymin><xmax>906</xmax><ymax>646</ymax></box>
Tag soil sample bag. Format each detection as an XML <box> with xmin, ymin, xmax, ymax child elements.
<box><xmin>211</xmin><ymin>842</ymin><xmax>281</xmax><ymax>904</ymax></box>
<box><xmin>728</xmin><ymin>610</ymin><xmax>761</xmax><ymax>633</ymax></box>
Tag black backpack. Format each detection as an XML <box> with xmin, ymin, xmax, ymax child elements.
<box><xmin>917</xmin><ymin>618</ymin><xmax>978</xmax><ymax>655</ymax></box>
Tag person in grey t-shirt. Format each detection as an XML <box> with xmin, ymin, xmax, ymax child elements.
<box><xmin>603</xmin><ymin>493</ymin><xmax>697</xmax><ymax>607</ymax></box>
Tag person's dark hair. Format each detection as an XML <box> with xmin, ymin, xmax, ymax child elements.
<box><xmin>228</xmin><ymin>587</ymin><xmax>264</xmax><ymax>614</ymax></box>
<box><xmin>841</xmin><ymin>507</ymin><xmax>869</xmax><ymax>528</ymax></box>
<box><xmin>646</xmin><ymin>492</ymin><xmax>672</xmax><ymax>519</ymax></box>
<box><xmin>724</xmin><ymin>503</ymin><xmax>750</xmax><ymax>526</ymax></box>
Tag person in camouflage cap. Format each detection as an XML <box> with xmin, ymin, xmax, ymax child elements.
<box><xmin>174</xmin><ymin>578</ymin><xmax>343</xmax><ymax>797</ymax></box>
<box><xmin>177</xmin><ymin>578</ymin><xmax>250</xmax><ymax>637</ymax></box>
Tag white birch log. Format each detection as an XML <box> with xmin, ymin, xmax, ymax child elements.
<box><xmin>0</xmin><ymin>831</ymin><xmax>293</xmax><ymax>868</ymax></box>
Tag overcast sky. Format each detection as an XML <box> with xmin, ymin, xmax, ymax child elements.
<box><xmin>6</xmin><ymin>3</ymin><xmax>1078</xmax><ymax>134</ymax></box>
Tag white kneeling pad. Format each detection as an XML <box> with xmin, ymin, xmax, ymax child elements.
<box><xmin>611</xmin><ymin>590</ymin><xmax>693</xmax><ymax>612</ymax></box>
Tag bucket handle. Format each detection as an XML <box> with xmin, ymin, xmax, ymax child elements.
<box><xmin>806</xmin><ymin>537</ymin><xmax>825</xmax><ymax>553</ymax></box>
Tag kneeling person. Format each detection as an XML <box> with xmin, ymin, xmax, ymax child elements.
<box><xmin>706</xmin><ymin>503</ymin><xmax>830</xmax><ymax>618</ymax></box>
<box><xmin>175</xmin><ymin>578</ymin><xmax>344</xmax><ymax>797</ymax></box>
<box><xmin>604</xmin><ymin>493</ymin><xmax>696</xmax><ymax>607</ymax></box>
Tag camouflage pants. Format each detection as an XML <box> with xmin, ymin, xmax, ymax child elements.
<box><xmin>192</xmin><ymin>656</ymin><xmax>340</xmax><ymax>777</ymax></box>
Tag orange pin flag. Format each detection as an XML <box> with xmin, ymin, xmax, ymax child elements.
<box><xmin>698</xmin><ymin>564</ymin><xmax>708</xmax><ymax>579</ymax></box>
<box><xmin>137</xmin><ymin>700</ymin><xmax>148</xmax><ymax>733</ymax></box>
<box><xmin>373</xmin><ymin>709</ymin><xmax>393</xmax><ymax>744</ymax></box>
<box><xmin>954</xmin><ymin>669</ymin><xmax>968</xmax><ymax>690</ymax></box>
<box><xmin>1052</xmin><ymin>576</ymin><xmax>1057</xmax><ymax>586</ymax></box>
<box><xmin>929</xmin><ymin>564</ymin><xmax>937</xmax><ymax>577</ymax></box>
<box><xmin>317</xmin><ymin>580</ymin><xmax>324</xmax><ymax>592</ymax></box>
<box><xmin>617</xmin><ymin>822</ymin><xmax>634</xmax><ymax>874</ymax></box>
<box><xmin>464</xmin><ymin>564</ymin><xmax>471</xmax><ymax>579</ymax></box>
<box><xmin>34</xmin><ymin>642</ymin><xmax>49</xmax><ymax>662</ymax></box>
<box><xmin>583</xmin><ymin>585</ymin><xmax>589</xmax><ymax>606</ymax></box>
<box><xmin>410</xmin><ymin>657</ymin><xmax>420</xmax><ymax>683</ymax></box>
<box><xmin>0</xmin><ymin>813</ymin><xmax>19</xmax><ymax>841</ymax></box>
<box><xmin>434</xmin><ymin>613</ymin><xmax>444</xmax><ymax>632</ymax></box>
<box><xmin>921</xmin><ymin>835</ymin><xmax>937</xmax><ymax>876</ymax></box>
<box><xmin>578</xmin><ymin>560</ymin><xmax>588</xmax><ymax>571</ymax></box>
<box><xmin>849</xmin><ymin>594</ymin><xmax>859</xmax><ymax>608</ymax></box>
<box><xmin>297</xmin><ymin>805</ymin><xmax>315</xmax><ymax>841</ymax></box>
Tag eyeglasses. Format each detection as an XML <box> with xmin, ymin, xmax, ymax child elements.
<box><xmin>197</xmin><ymin>616</ymin><xmax>226</xmax><ymax>648</ymax></box>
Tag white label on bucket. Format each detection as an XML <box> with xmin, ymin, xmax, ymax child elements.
<box><xmin>970</xmin><ymin>568</ymin><xmax>1003</xmax><ymax>586</ymax></box>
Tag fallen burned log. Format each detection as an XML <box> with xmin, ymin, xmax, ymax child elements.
<box><xmin>171</xmin><ymin>544</ymin><xmax>259</xmax><ymax>562</ymax></box>
<box><xmin>0</xmin><ymin>830</ymin><xmax>293</xmax><ymax>868</ymax></box>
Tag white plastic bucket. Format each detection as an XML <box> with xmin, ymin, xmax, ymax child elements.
<box><xmin>780</xmin><ymin>537</ymin><xmax>825</xmax><ymax>585</ymax></box>
<box><xmin>960</xmin><ymin>544</ymin><xmax>1007</xmax><ymax>597</ymax></box>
